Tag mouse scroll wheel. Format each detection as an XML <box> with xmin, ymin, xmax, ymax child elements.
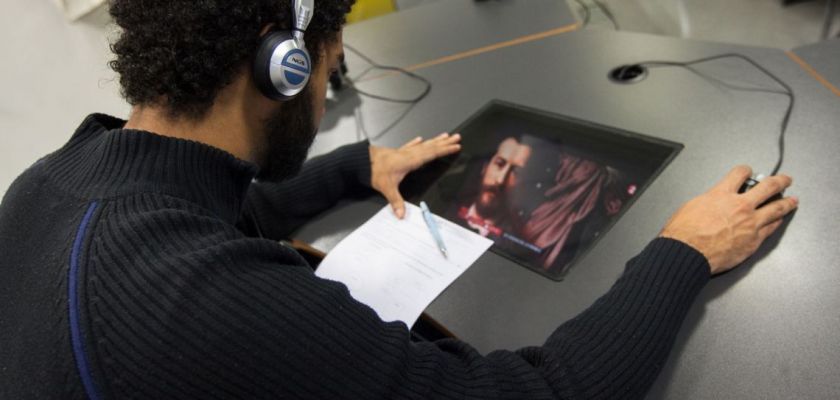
<box><xmin>739</xmin><ymin>177</ymin><xmax>760</xmax><ymax>194</ymax></box>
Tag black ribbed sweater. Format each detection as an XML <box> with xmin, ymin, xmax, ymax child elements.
<box><xmin>0</xmin><ymin>114</ymin><xmax>711</xmax><ymax>399</ymax></box>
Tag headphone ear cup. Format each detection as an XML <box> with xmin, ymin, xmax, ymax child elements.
<box><xmin>254</xmin><ymin>32</ymin><xmax>287</xmax><ymax>100</ymax></box>
<box><xmin>253</xmin><ymin>31</ymin><xmax>311</xmax><ymax>101</ymax></box>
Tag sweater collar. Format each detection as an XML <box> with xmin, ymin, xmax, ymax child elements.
<box><xmin>49</xmin><ymin>114</ymin><xmax>259</xmax><ymax>223</ymax></box>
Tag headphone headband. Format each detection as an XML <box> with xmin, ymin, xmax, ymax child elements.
<box><xmin>292</xmin><ymin>0</ymin><xmax>314</xmax><ymax>36</ymax></box>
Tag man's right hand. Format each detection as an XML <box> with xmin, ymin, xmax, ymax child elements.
<box><xmin>659</xmin><ymin>166</ymin><xmax>798</xmax><ymax>275</ymax></box>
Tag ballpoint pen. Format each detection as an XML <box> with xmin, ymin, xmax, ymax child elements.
<box><xmin>419</xmin><ymin>201</ymin><xmax>448</xmax><ymax>258</ymax></box>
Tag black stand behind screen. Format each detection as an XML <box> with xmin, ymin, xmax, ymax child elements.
<box><xmin>420</xmin><ymin>100</ymin><xmax>682</xmax><ymax>280</ymax></box>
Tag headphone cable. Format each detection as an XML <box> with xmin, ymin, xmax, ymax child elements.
<box><xmin>342</xmin><ymin>43</ymin><xmax>432</xmax><ymax>104</ymax></box>
<box><xmin>336</xmin><ymin>43</ymin><xmax>433</xmax><ymax>140</ymax></box>
<box><xmin>572</xmin><ymin>0</ymin><xmax>592</xmax><ymax>27</ymax></box>
<box><xmin>592</xmin><ymin>0</ymin><xmax>620</xmax><ymax>30</ymax></box>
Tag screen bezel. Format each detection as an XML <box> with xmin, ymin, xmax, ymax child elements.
<box><xmin>415</xmin><ymin>100</ymin><xmax>684</xmax><ymax>281</ymax></box>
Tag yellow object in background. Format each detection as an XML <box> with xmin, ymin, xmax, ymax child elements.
<box><xmin>346</xmin><ymin>0</ymin><xmax>397</xmax><ymax>24</ymax></box>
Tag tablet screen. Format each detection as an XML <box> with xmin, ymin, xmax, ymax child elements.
<box><xmin>421</xmin><ymin>100</ymin><xmax>682</xmax><ymax>280</ymax></box>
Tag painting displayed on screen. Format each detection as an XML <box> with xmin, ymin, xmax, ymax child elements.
<box><xmin>422</xmin><ymin>101</ymin><xmax>681</xmax><ymax>280</ymax></box>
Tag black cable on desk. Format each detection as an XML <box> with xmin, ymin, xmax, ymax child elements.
<box><xmin>572</xmin><ymin>0</ymin><xmax>618</xmax><ymax>30</ymax></box>
<box><xmin>342</xmin><ymin>44</ymin><xmax>432</xmax><ymax>104</ymax></box>
<box><xmin>635</xmin><ymin>53</ymin><xmax>794</xmax><ymax>175</ymax></box>
<box><xmin>822</xmin><ymin>0</ymin><xmax>837</xmax><ymax>40</ymax></box>
<box><xmin>592</xmin><ymin>0</ymin><xmax>620</xmax><ymax>30</ymax></box>
<box><xmin>336</xmin><ymin>43</ymin><xmax>433</xmax><ymax>141</ymax></box>
<box><xmin>572</xmin><ymin>0</ymin><xmax>591</xmax><ymax>27</ymax></box>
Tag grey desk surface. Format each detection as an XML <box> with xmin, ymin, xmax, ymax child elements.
<box><xmin>341</xmin><ymin>0</ymin><xmax>578</xmax><ymax>67</ymax></box>
<box><xmin>299</xmin><ymin>6</ymin><xmax>840</xmax><ymax>400</ymax></box>
<box><xmin>310</xmin><ymin>0</ymin><xmax>578</xmax><ymax>158</ymax></box>
<box><xmin>792</xmin><ymin>38</ymin><xmax>840</xmax><ymax>93</ymax></box>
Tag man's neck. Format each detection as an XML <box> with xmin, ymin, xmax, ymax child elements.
<box><xmin>123</xmin><ymin>74</ymin><xmax>267</xmax><ymax>164</ymax></box>
<box><xmin>124</xmin><ymin>106</ymin><xmax>255</xmax><ymax>163</ymax></box>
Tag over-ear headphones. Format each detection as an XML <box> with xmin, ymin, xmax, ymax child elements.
<box><xmin>253</xmin><ymin>0</ymin><xmax>315</xmax><ymax>101</ymax></box>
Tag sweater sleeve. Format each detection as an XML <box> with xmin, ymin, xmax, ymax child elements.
<box><xmin>238</xmin><ymin>140</ymin><xmax>374</xmax><ymax>240</ymax></box>
<box><xmin>515</xmin><ymin>238</ymin><xmax>711</xmax><ymax>399</ymax></box>
<box><xmin>90</xmin><ymin>195</ymin><xmax>711</xmax><ymax>400</ymax></box>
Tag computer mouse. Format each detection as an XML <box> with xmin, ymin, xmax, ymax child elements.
<box><xmin>738</xmin><ymin>174</ymin><xmax>784</xmax><ymax>206</ymax></box>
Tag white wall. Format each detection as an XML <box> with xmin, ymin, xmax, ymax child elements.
<box><xmin>0</xmin><ymin>0</ymin><xmax>442</xmax><ymax>198</ymax></box>
<box><xmin>396</xmin><ymin>0</ymin><xmax>442</xmax><ymax>10</ymax></box>
<box><xmin>0</xmin><ymin>1</ymin><xmax>128</xmax><ymax>197</ymax></box>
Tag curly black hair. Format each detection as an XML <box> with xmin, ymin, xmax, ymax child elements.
<box><xmin>109</xmin><ymin>0</ymin><xmax>355</xmax><ymax>119</ymax></box>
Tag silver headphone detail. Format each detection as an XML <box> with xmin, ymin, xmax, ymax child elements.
<box><xmin>253</xmin><ymin>0</ymin><xmax>315</xmax><ymax>101</ymax></box>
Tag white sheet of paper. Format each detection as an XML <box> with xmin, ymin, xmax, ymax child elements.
<box><xmin>315</xmin><ymin>202</ymin><xmax>493</xmax><ymax>328</ymax></box>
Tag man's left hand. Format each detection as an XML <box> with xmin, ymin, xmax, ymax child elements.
<box><xmin>370</xmin><ymin>133</ymin><xmax>462</xmax><ymax>219</ymax></box>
